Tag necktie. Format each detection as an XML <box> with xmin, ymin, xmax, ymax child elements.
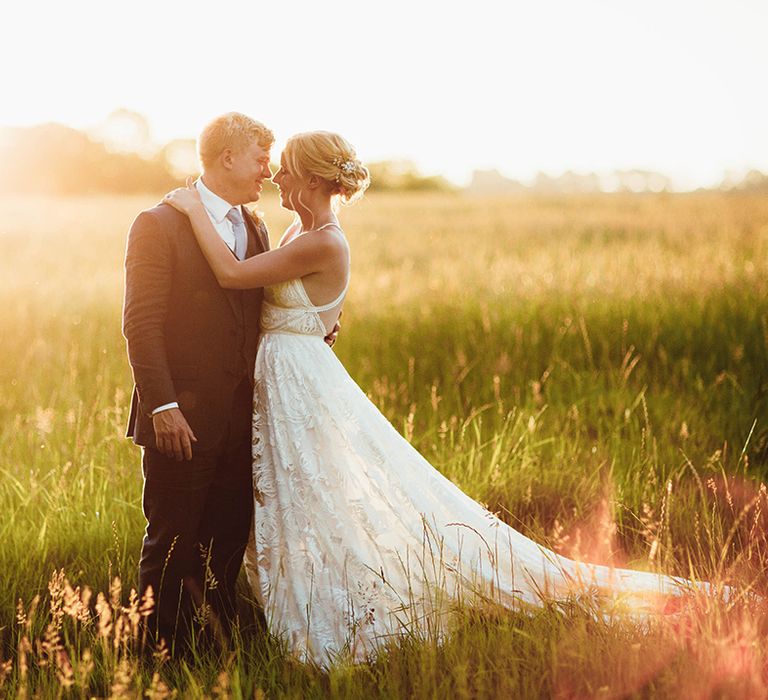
<box><xmin>226</xmin><ymin>207</ymin><xmax>248</xmax><ymax>260</ymax></box>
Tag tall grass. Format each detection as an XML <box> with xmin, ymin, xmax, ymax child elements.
<box><xmin>1</xmin><ymin>191</ymin><xmax>767</xmax><ymax>697</ymax></box>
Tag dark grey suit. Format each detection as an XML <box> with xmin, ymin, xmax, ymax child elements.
<box><xmin>122</xmin><ymin>202</ymin><xmax>268</xmax><ymax>649</ymax></box>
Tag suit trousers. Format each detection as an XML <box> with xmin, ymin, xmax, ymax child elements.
<box><xmin>138</xmin><ymin>377</ymin><xmax>254</xmax><ymax>652</ymax></box>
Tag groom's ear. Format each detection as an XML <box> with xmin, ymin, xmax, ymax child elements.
<box><xmin>220</xmin><ymin>148</ymin><xmax>235</xmax><ymax>171</ymax></box>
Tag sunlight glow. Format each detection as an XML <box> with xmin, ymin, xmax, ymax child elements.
<box><xmin>1</xmin><ymin>0</ymin><xmax>766</xmax><ymax>189</ymax></box>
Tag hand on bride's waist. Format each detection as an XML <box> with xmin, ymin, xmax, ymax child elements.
<box><xmin>324</xmin><ymin>309</ymin><xmax>342</xmax><ymax>347</ymax></box>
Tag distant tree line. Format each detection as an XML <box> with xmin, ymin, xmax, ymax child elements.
<box><xmin>0</xmin><ymin>123</ymin><xmax>178</xmax><ymax>195</ymax></box>
<box><xmin>0</xmin><ymin>118</ymin><xmax>453</xmax><ymax>196</ymax></box>
<box><xmin>2</xmin><ymin>114</ymin><xmax>766</xmax><ymax>196</ymax></box>
<box><xmin>725</xmin><ymin>170</ymin><xmax>768</xmax><ymax>192</ymax></box>
<box><xmin>365</xmin><ymin>160</ymin><xmax>455</xmax><ymax>193</ymax></box>
<box><xmin>467</xmin><ymin>168</ymin><xmax>674</xmax><ymax>194</ymax></box>
<box><xmin>467</xmin><ymin>168</ymin><xmax>768</xmax><ymax>195</ymax></box>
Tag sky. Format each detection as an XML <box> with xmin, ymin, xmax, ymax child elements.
<box><xmin>2</xmin><ymin>0</ymin><xmax>766</xmax><ymax>189</ymax></box>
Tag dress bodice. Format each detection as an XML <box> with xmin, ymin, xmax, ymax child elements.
<box><xmin>260</xmin><ymin>277</ymin><xmax>347</xmax><ymax>337</ymax></box>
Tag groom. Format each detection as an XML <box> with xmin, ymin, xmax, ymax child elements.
<box><xmin>122</xmin><ymin>112</ymin><xmax>275</xmax><ymax>651</ymax></box>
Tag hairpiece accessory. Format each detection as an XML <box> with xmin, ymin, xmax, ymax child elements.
<box><xmin>331</xmin><ymin>155</ymin><xmax>356</xmax><ymax>182</ymax></box>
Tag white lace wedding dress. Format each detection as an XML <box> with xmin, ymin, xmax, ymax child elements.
<box><xmin>243</xmin><ymin>274</ymin><xmax>701</xmax><ymax>667</ymax></box>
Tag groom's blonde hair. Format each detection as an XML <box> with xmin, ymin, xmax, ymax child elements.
<box><xmin>198</xmin><ymin>112</ymin><xmax>274</xmax><ymax>169</ymax></box>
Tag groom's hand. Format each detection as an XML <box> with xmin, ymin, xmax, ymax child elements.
<box><xmin>324</xmin><ymin>310</ymin><xmax>342</xmax><ymax>348</ymax></box>
<box><xmin>152</xmin><ymin>408</ymin><xmax>197</xmax><ymax>461</ymax></box>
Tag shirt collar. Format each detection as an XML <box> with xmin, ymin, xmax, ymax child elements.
<box><xmin>196</xmin><ymin>177</ymin><xmax>242</xmax><ymax>224</ymax></box>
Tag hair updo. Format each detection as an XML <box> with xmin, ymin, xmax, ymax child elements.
<box><xmin>282</xmin><ymin>131</ymin><xmax>370</xmax><ymax>204</ymax></box>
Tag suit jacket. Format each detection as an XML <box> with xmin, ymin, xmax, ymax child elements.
<box><xmin>122</xmin><ymin>202</ymin><xmax>269</xmax><ymax>450</ymax></box>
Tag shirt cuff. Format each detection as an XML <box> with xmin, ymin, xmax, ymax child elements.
<box><xmin>151</xmin><ymin>402</ymin><xmax>179</xmax><ymax>415</ymax></box>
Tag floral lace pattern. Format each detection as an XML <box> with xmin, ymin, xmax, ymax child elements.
<box><xmin>259</xmin><ymin>279</ymin><xmax>328</xmax><ymax>338</ymax></box>
<box><xmin>243</xmin><ymin>278</ymin><xmax>698</xmax><ymax>667</ymax></box>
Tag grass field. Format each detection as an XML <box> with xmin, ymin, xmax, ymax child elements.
<box><xmin>1</xmin><ymin>190</ymin><xmax>767</xmax><ymax>697</ymax></box>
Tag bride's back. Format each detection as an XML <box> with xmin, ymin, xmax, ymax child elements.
<box><xmin>279</xmin><ymin>222</ymin><xmax>350</xmax><ymax>333</ymax></box>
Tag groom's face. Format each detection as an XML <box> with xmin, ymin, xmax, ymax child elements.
<box><xmin>228</xmin><ymin>141</ymin><xmax>272</xmax><ymax>204</ymax></box>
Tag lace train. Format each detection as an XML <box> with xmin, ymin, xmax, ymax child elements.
<box><xmin>242</xmin><ymin>283</ymin><xmax>704</xmax><ymax>666</ymax></box>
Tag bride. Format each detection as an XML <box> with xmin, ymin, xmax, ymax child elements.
<box><xmin>163</xmin><ymin>131</ymin><xmax>713</xmax><ymax>666</ymax></box>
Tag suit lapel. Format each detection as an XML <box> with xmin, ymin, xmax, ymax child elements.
<box><xmin>241</xmin><ymin>208</ymin><xmax>268</xmax><ymax>320</ymax></box>
<box><xmin>181</xmin><ymin>203</ymin><xmax>267</xmax><ymax>322</ymax></box>
<box><xmin>212</xmin><ymin>208</ymin><xmax>269</xmax><ymax>323</ymax></box>
<box><xmin>222</xmin><ymin>208</ymin><xmax>268</xmax><ymax>323</ymax></box>
<box><xmin>243</xmin><ymin>208</ymin><xmax>270</xmax><ymax>255</ymax></box>
<box><xmin>190</xmin><ymin>212</ymin><xmax>241</xmax><ymax>321</ymax></box>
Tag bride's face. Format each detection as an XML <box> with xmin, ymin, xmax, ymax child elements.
<box><xmin>273</xmin><ymin>155</ymin><xmax>305</xmax><ymax>211</ymax></box>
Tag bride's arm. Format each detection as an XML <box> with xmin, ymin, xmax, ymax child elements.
<box><xmin>163</xmin><ymin>185</ymin><xmax>340</xmax><ymax>290</ymax></box>
<box><xmin>277</xmin><ymin>219</ymin><xmax>302</xmax><ymax>247</ymax></box>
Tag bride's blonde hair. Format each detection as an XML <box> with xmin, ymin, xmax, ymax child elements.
<box><xmin>283</xmin><ymin>131</ymin><xmax>370</xmax><ymax>205</ymax></box>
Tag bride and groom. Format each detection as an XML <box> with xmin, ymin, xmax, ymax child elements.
<box><xmin>123</xmin><ymin>112</ymin><xmax>699</xmax><ymax>666</ymax></box>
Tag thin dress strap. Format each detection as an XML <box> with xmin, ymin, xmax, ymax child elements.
<box><xmin>310</xmin><ymin>275</ymin><xmax>350</xmax><ymax>312</ymax></box>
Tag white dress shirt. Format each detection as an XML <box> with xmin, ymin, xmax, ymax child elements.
<box><xmin>195</xmin><ymin>177</ymin><xmax>245</xmax><ymax>252</ymax></box>
<box><xmin>151</xmin><ymin>179</ymin><xmax>244</xmax><ymax>416</ymax></box>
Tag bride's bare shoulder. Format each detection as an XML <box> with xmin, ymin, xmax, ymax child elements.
<box><xmin>307</xmin><ymin>225</ymin><xmax>349</xmax><ymax>256</ymax></box>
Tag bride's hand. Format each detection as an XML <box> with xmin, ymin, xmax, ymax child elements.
<box><xmin>163</xmin><ymin>177</ymin><xmax>203</xmax><ymax>215</ymax></box>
